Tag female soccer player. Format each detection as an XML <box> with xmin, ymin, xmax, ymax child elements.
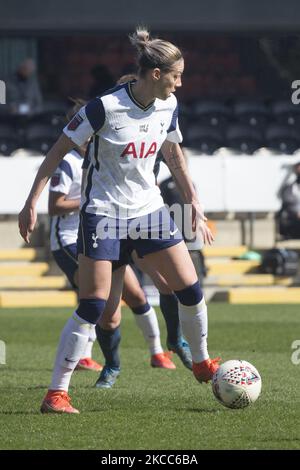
<box><xmin>19</xmin><ymin>27</ymin><xmax>220</xmax><ymax>414</ymax></box>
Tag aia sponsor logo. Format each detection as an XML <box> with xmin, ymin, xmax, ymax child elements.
<box><xmin>121</xmin><ymin>142</ymin><xmax>157</xmax><ymax>159</ymax></box>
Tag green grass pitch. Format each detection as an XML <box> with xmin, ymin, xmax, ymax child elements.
<box><xmin>0</xmin><ymin>304</ymin><xmax>299</xmax><ymax>450</ymax></box>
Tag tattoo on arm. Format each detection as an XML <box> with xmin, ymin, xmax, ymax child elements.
<box><xmin>169</xmin><ymin>153</ymin><xmax>182</xmax><ymax>170</ymax></box>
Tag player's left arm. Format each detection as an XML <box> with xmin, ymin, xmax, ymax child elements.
<box><xmin>161</xmin><ymin>140</ymin><xmax>214</xmax><ymax>244</ymax></box>
<box><xmin>161</xmin><ymin>141</ymin><xmax>196</xmax><ymax>204</ymax></box>
<box><xmin>48</xmin><ymin>192</ymin><xmax>80</xmax><ymax>216</ymax></box>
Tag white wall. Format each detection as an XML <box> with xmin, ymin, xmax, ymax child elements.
<box><xmin>0</xmin><ymin>152</ymin><xmax>298</xmax><ymax>214</ymax></box>
<box><xmin>158</xmin><ymin>152</ymin><xmax>298</xmax><ymax>213</ymax></box>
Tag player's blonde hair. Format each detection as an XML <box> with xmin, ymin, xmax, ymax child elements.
<box><xmin>129</xmin><ymin>27</ymin><xmax>182</xmax><ymax>77</ymax></box>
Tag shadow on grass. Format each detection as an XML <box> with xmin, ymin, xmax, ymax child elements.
<box><xmin>6</xmin><ymin>368</ymin><xmax>53</xmax><ymax>372</ymax></box>
<box><xmin>185</xmin><ymin>407</ymin><xmax>220</xmax><ymax>413</ymax></box>
<box><xmin>0</xmin><ymin>410</ymin><xmax>41</xmax><ymax>415</ymax></box>
<box><xmin>0</xmin><ymin>385</ymin><xmax>48</xmax><ymax>391</ymax></box>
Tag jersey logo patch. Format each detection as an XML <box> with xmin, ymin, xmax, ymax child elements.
<box><xmin>67</xmin><ymin>114</ymin><xmax>83</xmax><ymax>131</ymax></box>
<box><xmin>139</xmin><ymin>124</ymin><xmax>149</xmax><ymax>133</ymax></box>
<box><xmin>50</xmin><ymin>173</ymin><xmax>60</xmax><ymax>187</ymax></box>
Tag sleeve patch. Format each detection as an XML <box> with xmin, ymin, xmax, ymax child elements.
<box><xmin>67</xmin><ymin>114</ymin><xmax>84</xmax><ymax>131</ymax></box>
<box><xmin>50</xmin><ymin>173</ymin><xmax>61</xmax><ymax>187</ymax></box>
<box><xmin>58</xmin><ymin>160</ymin><xmax>73</xmax><ymax>180</ymax></box>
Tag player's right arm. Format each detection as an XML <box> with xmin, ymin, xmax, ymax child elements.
<box><xmin>19</xmin><ymin>97</ymin><xmax>105</xmax><ymax>243</ymax></box>
<box><xmin>18</xmin><ymin>134</ymin><xmax>75</xmax><ymax>243</ymax></box>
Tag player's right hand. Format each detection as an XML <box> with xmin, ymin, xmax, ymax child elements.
<box><xmin>18</xmin><ymin>204</ymin><xmax>37</xmax><ymax>244</ymax></box>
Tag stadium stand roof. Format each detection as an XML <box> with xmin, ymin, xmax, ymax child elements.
<box><xmin>1</xmin><ymin>0</ymin><xmax>299</xmax><ymax>33</ymax></box>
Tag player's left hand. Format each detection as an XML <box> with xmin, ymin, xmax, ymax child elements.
<box><xmin>191</xmin><ymin>201</ymin><xmax>214</xmax><ymax>245</ymax></box>
<box><xmin>197</xmin><ymin>219</ymin><xmax>214</xmax><ymax>245</ymax></box>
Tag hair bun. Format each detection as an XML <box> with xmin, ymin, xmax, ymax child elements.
<box><xmin>129</xmin><ymin>27</ymin><xmax>150</xmax><ymax>51</ymax></box>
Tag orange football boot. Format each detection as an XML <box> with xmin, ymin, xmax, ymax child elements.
<box><xmin>192</xmin><ymin>357</ymin><xmax>221</xmax><ymax>383</ymax></box>
<box><xmin>75</xmin><ymin>358</ymin><xmax>103</xmax><ymax>372</ymax></box>
<box><xmin>40</xmin><ymin>390</ymin><xmax>79</xmax><ymax>414</ymax></box>
<box><xmin>151</xmin><ymin>352</ymin><xmax>176</xmax><ymax>369</ymax></box>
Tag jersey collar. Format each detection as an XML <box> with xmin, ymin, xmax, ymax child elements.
<box><xmin>126</xmin><ymin>81</ymin><xmax>155</xmax><ymax>112</ymax></box>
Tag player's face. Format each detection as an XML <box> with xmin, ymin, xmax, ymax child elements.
<box><xmin>155</xmin><ymin>59</ymin><xmax>184</xmax><ymax>100</ymax></box>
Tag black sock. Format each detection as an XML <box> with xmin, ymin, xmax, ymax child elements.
<box><xmin>95</xmin><ymin>324</ymin><xmax>121</xmax><ymax>369</ymax></box>
<box><xmin>159</xmin><ymin>293</ymin><xmax>182</xmax><ymax>346</ymax></box>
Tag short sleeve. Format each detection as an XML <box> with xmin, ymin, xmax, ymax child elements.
<box><xmin>63</xmin><ymin>98</ymin><xmax>105</xmax><ymax>146</ymax></box>
<box><xmin>166</xmin><ymin>104</ymin><xmax>183</xmax><ymax>143</ymax></box>
<box><xmin>49</xmin><ymin>159</ymin><xmax>73</xmax><ymax>195</ymax></box>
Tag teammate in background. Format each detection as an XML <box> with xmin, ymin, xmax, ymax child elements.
<box><xmin>19</xmin><ymin>27</ymin><xmax>220</xmax><ymax>414</ymax></box>
<box><xmin>48</xmin><ymin>99</ymin><xmax>102</xmax><ymax>372</ymax></box>
<box><xmin>95</xmin><ymin>262</ymin><xmax>177</xmax><ymax>389</ymax></box>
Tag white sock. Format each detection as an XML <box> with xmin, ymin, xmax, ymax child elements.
<box><xmin>178</xmin><ymin>299</ymin><xmax>209</xmax><ymax>363</ymax></box>
<box><xmin>133</xmin><ymin>306</ymin><xmax>163</xmax><ymax>355</ymax></box>
<box><xmin>82</xmin><ymin>326</ymin><xmax>96</xmax><ymax>359</ymax></box>
<box><xmin>50</xmin><ymin>312</ymin><xmax>93</xmax><ymax>391</ymax></box>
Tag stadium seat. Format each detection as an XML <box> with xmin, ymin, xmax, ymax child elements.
<box><xmin>29</xmin><ymin>111</ymin><xmax>65</xmax><ymax>130</ymax></box>
<box><xmin>252</xmin><ymin>147</ymin><xmax>282</xmax><ymax>157</ymax></box>
<box><xmin>192</xmin><ymin>100</ymin><xmax>231</xmax><ymax>128</ymax></box>
<box><xmin>265</xmin><ymin>124</ymin><xmax>300</xmax><ymax>154</ymax></box>
<box><xmin>10</xmin><ymin>148</ymin><xmax>42</xmax><ymax>157</ymax></box>
<box><xmin>271</xmin><ymin>100</ymin><xmax>300</xmax><ymax>126</ymax></box>
<box><xmin>233</xmin><ymin>100</ymin><xmax>270</xmax><ymax>127</ymax></box>
<box><xmin>41</xmin><ymin>100</ymin><xmax>68</xmax><ymax>115</ymax></box>
<box><xmin>0</xmin><ymin>124</ymin><xmax>20</xmax><ymax>156</ymax></box>
<box><xmin>24</xmin><ymin>123</ymin><xmax>60</xmax><ymax>154</ymax></box>
<box><xmin>225</xmin><ymin>124</ymin><xmax>264</xmax><ymax>154</ymax></box>
<box><xmin>185</xmin><ymin>124</ymin><xmax>224</xmax><ymax>154</ymax></box>
<box><xmin>213</xmin><ymin>146</ymin><xmax>244</xmax><ymax>157</ymax></box>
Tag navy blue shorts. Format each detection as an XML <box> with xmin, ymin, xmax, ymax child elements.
<box><xmin>77</xmin><ymin>206</ymin><xmax>183</xmax><ymax>267</ymax></box>
<box><xmin>52</xmin><ymin>243</ymin><xmax>78</xmax><ymax>289</ymax></box>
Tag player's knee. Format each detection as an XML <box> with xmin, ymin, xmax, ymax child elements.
<box><xmin>97</xmin><ymin>323</ymin><xmax>121</xmax><ymax>338</ymax></box>
<box><xmin>100</xmin><ymin>317</ymin><xmax>120</xmax><ymax>330</ymax></box>
<box><xmin>122</xmin><ymin>288</ymin><xmax>146</xmax><ymax>308</ymax></box>
<box><xmin>76</xmin><ymin>298</ymin><xmax>107</xmax><ymax>324</ymax></box>
<box><xmin>98</xmin><ymin>311</ymin><xmax>121</xmax><ymax>330</ymax></box>
<box><xmin>174</xmin><ymin>281</ymin><xmax>203</xmax><ymax>306</ymax></box>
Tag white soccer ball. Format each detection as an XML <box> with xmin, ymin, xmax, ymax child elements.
<box><xmin>212</xmin><ymin>360</ymin><xmax>262</xmax><ymax>409</ymax></box>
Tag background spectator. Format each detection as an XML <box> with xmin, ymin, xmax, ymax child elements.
<box><xmin>7</xmin><ymin>58</ymin><xmax>43</xmax><ymax>115</ymax></box>
<box><xmin>278</xmin><ymin>161</ymin><xmax>300</xmax><ymax>239</ymax></box>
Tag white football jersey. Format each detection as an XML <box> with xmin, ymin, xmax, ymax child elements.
<box><xmin>49</xmin><ymin>150</ymin><xmax>83</xmax><ymax>250</ymax></box>
<box><xmin>63</xmin><ymin>81</ymin><xmax>182</xmax><ymax>219</ymax></box>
